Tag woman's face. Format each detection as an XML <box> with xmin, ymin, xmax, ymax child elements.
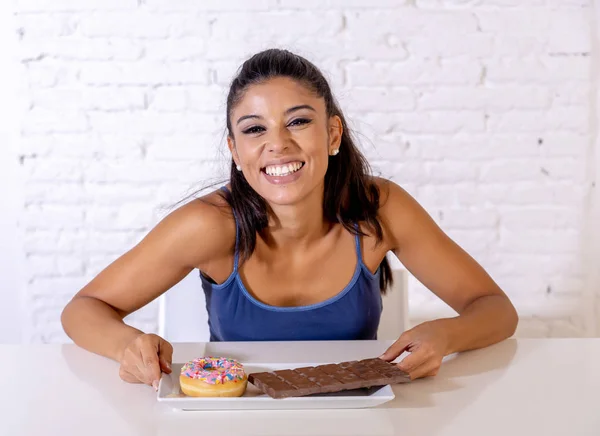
<box><xmin>227</xmin><ymin>77</ymin><xmax>342</xmax><ymax>206</ymax></box>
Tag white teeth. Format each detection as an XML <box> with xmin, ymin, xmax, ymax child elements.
<box><xmin>265</xmin><ymin>162</ymin><xmax>303</xmax><ymax>176</ymax></box>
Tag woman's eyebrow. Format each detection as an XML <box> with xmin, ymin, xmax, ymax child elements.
<box><xmin>236</xmin><ymin>104</ymin><xmax>317</xmax><ymax>125</ymax></box>
<box><xmin>285</xmin><ymin>104</ymin><xmax>316</xmax><ymax>115</ymax></box>
<box><xmin>236</xmin><ymin>114</ymin><xmax>261</xmax><ymax>125</ymax></box>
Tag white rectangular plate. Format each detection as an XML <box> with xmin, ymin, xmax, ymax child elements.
<box><xmin>157</xmin><ymin>363</ymin><xmax>395</xmax><ymax>410</ymax></box>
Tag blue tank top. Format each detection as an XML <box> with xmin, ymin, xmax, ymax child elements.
<box><xmin>200</xmin><ymin>194</ymin><xmax>383</xmax><ymax>342</ymax></box>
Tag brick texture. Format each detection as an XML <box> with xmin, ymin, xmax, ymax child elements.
<box><xmin>11</xmin><ymin>0</ymin><xmax>596</xmax><ymax>342</ymax></box>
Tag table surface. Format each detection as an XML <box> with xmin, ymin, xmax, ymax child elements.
<box><xmin>1</xmin><ymin>339</ymin><xmax>599</xmax><ymax>436</ymax></box>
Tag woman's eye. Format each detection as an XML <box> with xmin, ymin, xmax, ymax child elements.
<box><xmin>289</xmin><ymin>118</ymin><xmax>312</xmax><ymax>127</ymax></box>
<box><xmin>242</xmin><ymin>119</ymin><xmax>311</xmax><ymax>134</ymax></box>
<box><xmin>242</xmin><ymin>126</ymin><xmax>265</xmax><ymax>135</ymax></box>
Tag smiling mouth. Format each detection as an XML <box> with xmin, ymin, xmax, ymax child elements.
<box><xmin>261</xmin><ymin>161</ymin><xmax>305</xmax><ymax>177</ymax></box>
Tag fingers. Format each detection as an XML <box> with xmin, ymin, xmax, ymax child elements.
<box><xmin>396</xmin><ymin>343</ymin><xmax>441</xmax><ymax>380</ymax></box>
<box><xmin>397</xmin><ymin>346</ymin><xmax>429</xmax><ymax>373</ymax></box>
<box><xmin>119</xmin><ymin>333</ymin><xmax>171</xmax><ymax>390</ymax></box>
<box><xmin>158</xmin><ymin>339</ymin><xmax>173</xmax><ymax>374</ymax></box>
<box><xmin>139</xmin><ymin>337</ymin><xmax>162</xmax><ymax>390</ymax></box>
<box><xmin>379</xmin><ymin>333</ymin><xmax>411</xmax><ymax>362</ymax></box>
<box><xmin>120</xmin><ymin>346</ymin><xmax>149</xmax><ymax>385</ymax></box>
<box><xmin>405</xmin><ymin>359</ymin><xmax>440</xmax><ymax>380</ymax></box>
<box><xmin>119</xmin><ymin>366</ymin><xmax>144</xmax><ymax>384</ymax></box>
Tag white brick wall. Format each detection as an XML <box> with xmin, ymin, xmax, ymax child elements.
<box><xmin>6</xmin><ymin>0</ymin><xmax>598</xmax><ymax>342</ymax></box>
<box><xmin>0</xmin><ymin>1</ymin><xmax>26</xmax><ymax>344</ymax></box>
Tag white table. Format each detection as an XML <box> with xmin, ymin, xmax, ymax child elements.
<box><xmin>1</xmin><ymin>339</ymin><xmax>598</xmax><ymax>436</ymax></box>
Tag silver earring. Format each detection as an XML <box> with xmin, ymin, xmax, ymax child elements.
<box><xmin>331</xmin><ymin>149</ymin><xmax>339</xmax><ymax>156</ymax></box>
<box><xmin>236</xmin><ymin>165</ymin><xmax>242</xmax><ymax>171</ymax></box>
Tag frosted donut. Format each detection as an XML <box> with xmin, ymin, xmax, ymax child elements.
<box><xmin>179</xmin><ymin>357</ymin><xmax>248</xmax><ymax>397</ymax></box>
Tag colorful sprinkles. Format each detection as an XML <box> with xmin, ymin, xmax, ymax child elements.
<box><xmin>181</xmin><ymin>357</ymin><xmax>245</xmax><ymax>385</ymax></box>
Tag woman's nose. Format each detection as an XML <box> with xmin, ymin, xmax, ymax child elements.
<box><xmin>267</xmin><ymin>142</ymin><xmax>289</xmax><ymax>153</ymax></box>
<box><xmin>266</xmin><ymin>128</ymin><xmax>291</xmax><ymax>153</ymax></box>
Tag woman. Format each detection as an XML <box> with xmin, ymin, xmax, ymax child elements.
<box><xmin>61</xmin><ymin>49</ymin><xmax>518</xmax><ymax>391</ymax></box>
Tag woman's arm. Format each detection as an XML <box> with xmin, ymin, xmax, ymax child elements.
<box><xmin>376</xmin><ymin>179</ymin><xmax>518</xmax><ymax>377</ymax></box>
<box><xmin>61</xmin><ymin>192</ymin><xmax>235</xmax><ymax>385</ymax></box>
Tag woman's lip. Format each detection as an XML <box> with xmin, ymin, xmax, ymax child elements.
<box><xmin>261</xmin><ymin>162</ymin><xmax>305</xmax><ymax>174</ymax></box>
<box><xmin>261</xmin><ymin>163</ymin><xmax>305</xmax><ymax>185</ymax></box>
<box><xmin>261</xmin><ymin>160</ymin><xmax>305</xmax><ymax>170</ymax></box>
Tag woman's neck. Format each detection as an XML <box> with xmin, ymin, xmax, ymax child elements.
<box><xmin>263</xmin><ymin>186</ymin><xmax>331</xmax><ymax>250</ymax></box>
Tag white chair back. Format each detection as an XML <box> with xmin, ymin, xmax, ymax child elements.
<box><xmin>377</xmin><ymin>268</ymin><xmax>409</xmax><ymax>340</ymax></box>
<box><xmin>158</xmin><ymin>271</ymin><xmax>208</xmax><ymax>343</ymax></box>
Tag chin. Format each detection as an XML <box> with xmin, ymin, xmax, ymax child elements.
<box><xmin>261</xmin><ymin>186</ymin><xmax>306</xmax><ymax>206</ymax></box>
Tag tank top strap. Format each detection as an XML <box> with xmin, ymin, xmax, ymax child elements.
<box><xmin>220</xmin><ymin>186</ymin><xmax>240</xmax><ymax>272</ymax></box>
<box><xmin>353</xmin><ymin>222</ymin><xmax>366</xmax><ymax>267</ymax></box>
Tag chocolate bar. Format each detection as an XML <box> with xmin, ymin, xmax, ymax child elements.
<box><xmin>248</xmin><ymin>358</ymin><xmax>411</xmax><ymax>399</ymax></box>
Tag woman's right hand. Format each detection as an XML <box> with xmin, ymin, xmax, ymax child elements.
<box><xmin>118</xmin><ymin>333</ymin><xmax>173</xmax><ymax>390</ymax></box>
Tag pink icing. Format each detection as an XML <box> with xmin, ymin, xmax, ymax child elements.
<box><xmin>181</xmin><ymin>357</ymin><xmax>245</xmax><ymax>385</ymax></box>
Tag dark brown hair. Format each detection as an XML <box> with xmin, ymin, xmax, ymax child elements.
<box><xmin>222</xmin><ymin>48</ymin><xmax>393</xmax><ymax>293</ymax></box>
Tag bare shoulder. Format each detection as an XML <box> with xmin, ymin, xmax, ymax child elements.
<box><xmin>372</xmin><ymin>176</ymin><xmax>417</xmax><ymax>219</ymax></box>
<box><xmin>145</xmin><ymin>188</ymin><xmax>236</xmax><ymax>270</ymax></box>
<box><xmin>372</xmin><ymin>176</ymin><xmax>436</xmax><ymax>250</ymax></box>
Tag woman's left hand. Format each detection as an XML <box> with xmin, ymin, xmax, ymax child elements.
<box><xmin>379</xmin><ymin>320</ymin><xmax>450</xmax><ymax>380</ymax></box>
